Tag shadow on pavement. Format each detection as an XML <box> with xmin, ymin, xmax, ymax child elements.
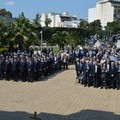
<box><xmin>0</xmin><ymin>109</ymin><xmax>120</xmax><ymax>120</ymax></box>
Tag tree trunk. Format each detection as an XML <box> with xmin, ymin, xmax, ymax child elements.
<box><xmin>71</xmin><ymin>46</ymin><xmax>74</xmax><ymax>51</ymax></box>
<box><xmin>9</xmin><ymin>41</ymin><xmax>14</xmax><ymax>52</ymax></box>
<box><xmin>62</xmin><ymin>46</ymin><xmax>64</xmax><ymax>51</ymax></box>
<box><xmin>59</xmin><ymin>45</ymin><xmax>62</xmax><ymax>50</ymax></box>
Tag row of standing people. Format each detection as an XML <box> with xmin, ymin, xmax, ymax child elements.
<box><xmin>0</xmin><ymin>53</ymin><xmax>69</xmax><ymax>82</ymax></box>
<box><xmin>75</xmin><ymin>58</ymin><xmax>120</xmax><ymax>90</ymax></box>
<box><xmin>75</xmin><ymin>44</ymin><xmax>120</xmax><ymax>90</ymax></box>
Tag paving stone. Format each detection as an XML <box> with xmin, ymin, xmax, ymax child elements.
<box><xmin>0</xmin><ymin>65</ymin><xmax>120</xmax><ymax>120</ymax></box>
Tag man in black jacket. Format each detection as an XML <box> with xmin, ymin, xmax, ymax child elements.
<box><xmin>4</xmin><ymin>57</ymin><xmax>11</xmax><ymax>80</ymax></box>
<box><xmin>83</xmin><ymin>60</ymin><xmax>91</xmax><ymax>86</ymax></box>
<box><xmin>11</xmin><ymin>57</ymin><xmax>19</xmax><ymax>81</ymax></box>
<box><xmin>27</xmin><ymin>57</ymin><xmax>34</xmax><ymax>82</ymax></box>
<box><xmin>0</xmin><ymin>56</ymin><xmax>4</xmax><ymax>80</ymax></box>
<box><xmin>110</xmin><ymin>62</ymin><xmax>117</xmax><ymax>89</ymax></box>
<box><xmin>93</xmin><ymin>61</ymin><xmax>101</xmax><ymax>88</ymax></box>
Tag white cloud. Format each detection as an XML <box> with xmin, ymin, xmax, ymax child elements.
<box><xmin>5</xmin><ymin>1</ymin><xmax>16</xmax><ymax>6</ymax></box>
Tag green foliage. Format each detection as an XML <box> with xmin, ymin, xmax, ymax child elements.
<box><xmin>45</xmin><ymin>18</ymin><xmax>52</xmax><ymax>27</ymax></box>
<box><xmin>48</xmin><ymin>30</ymin><xmax>85</xmax><ymax>50</ymax></box>
<box><xmin>105</xmin><ymin>21</ymin><xmax>120</xmax><ymax>34</ymax></box>
<box><xmin>53</xmin><ymin>47</ymin><xmax>59</xmax><ymax>54</ymax></box>
<box><xmin>2</xmin><ymin>13</ymin><xmax>40</xmax><ymax>50</ymax></box>
<box><xmin>88</xmin><ymin>19</ymin><xmax>102</xmax><ymax>34</ymax></box>
<box><xmin>49</xmin><ymin>31</ymin><xmax>68</xmax><ymax>50</ymax></box>
<box><xmin>32</xmin><ymin>13</ymin><xmax>41</xmax><ymax>29</ymax></box>
<box><xmin>0</xmin><ymin>8</ymin><xmax>12</xmax><ymax>17</ymax></box>
<box><xmin>79</xmin><ymin>20</ymin><xmax>89</xmax><ymax>29</ymax></box>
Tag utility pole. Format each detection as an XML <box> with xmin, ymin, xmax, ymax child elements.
<box><xmin>40</xmin><ymin>30</ymin><xmax>43</xmax><ymax>51</ymax></box>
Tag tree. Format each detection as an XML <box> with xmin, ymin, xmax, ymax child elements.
<box><xmin>45</xmin><ymin>18</ymin><xmax>52</xmax><ymax>27</ymax></box>
<box><xmin>4</xmin><ymin>13</ymin><xmax>40</xmax><ymax>50</ymax></box>
<box><xmin>0</xmin><ymin>19</ymin><xmax>6</xmax><ymax>47</ymax></box>
<box><xmin>89</xmin><ymin>19</ymin><xmax>102</xmax><ymax>34</ymax></box>
<box><xmin>49</xmin><ymin>31</ymin><xmax>68</xmax><ymax>50</ymax></box>
<box><xmin>67</xmin><ymin>31</ymin><xmax>80</xmax><ymax>50</ymax></box>
<box><xmin>79</xmin><ymin>20</ymin><xmax>89</xmax><ymax>29</ymax></box>
<box><xmin>105</xmin><ymin>21</ymin><xmax>120</xmax><ymax>34</ymax></box>
<box><xmin>32</xmin><ymin>13</ymin><xmax>41</xmax><ymax>29</ymax></box>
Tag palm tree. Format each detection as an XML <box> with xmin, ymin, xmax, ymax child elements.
<box><xmin>0</xmin><ymin>19</ymin><xmax>6</xmax><ymax>47</ymax></box>
<box><xmin>32</xmin><ymin>13</ymin><xmax>41</xmax><ymax>29</ymax></box>
<box><xmin>45</xmin><ymin>18</ymin><xmax>52</xmax><ymax>27</ymax></box>
<box><xmin>67</xmin><ymin>31</ymin><xmax>79</xmax><ymax>50</ymax></box>
<box><xmin>79</xmin><ymin>19</ymin><xmax>89</xmax><ymax>29</ymax></box>
<box><xmin>49</xmin><ymin>31</ymin><xmax>68</xmax><ymax>50</ymax></box>
<box><xmin>4</xmin><ymin>13</ymin><xmax>39</xmax><ymax>50</ymax></box>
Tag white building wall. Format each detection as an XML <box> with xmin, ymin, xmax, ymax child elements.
<box><xmin>55</xmin><ymin>15</ymin><xmax>61</xmax><ymax>27</ymax></box>
<box><xmin>88</xmin><ymin>8</ymin><xmax>96</xmax><ymax>23</ymax></box>
<box><xmin>88</xmin><ymin>0</ymin><xmax>119</xmax><ymax>30</ymax></box>
<box><xmin>41</xmin><ymin>13</ymin><xmax>46</xmax><ymax>27</ymax></box>
<box><xmin>48</xmin><ymin>13</ymin><xmax>54</xmax><ymax>27</ymax></box>
<box><xmin>99</xmin><ymin>2</ymin><xmax>114</xmax><ymax>29</ymax></box>
<box><xmin>40</xmin><ymin>12</ymin><xmax>80</xmax><ymax>28</ymax></box>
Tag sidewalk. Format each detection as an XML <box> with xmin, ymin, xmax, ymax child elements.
<box><xmin>0</xmin><ymin>65</ymin><xmax>120</xmax><ymax>120</ymax></box>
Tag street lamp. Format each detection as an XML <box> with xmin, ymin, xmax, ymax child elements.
<box><xmin>40</xmin><ymin>30</ymin><xmax>43</xmax><ymax>51</ymax></box>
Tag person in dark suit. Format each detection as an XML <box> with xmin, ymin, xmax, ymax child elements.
<box><xmin>62</xmin><ymin>54</ymin><xmax>68</xmax><ymax>70</ymax></box>
<box><xmin>83</xmin><ymin>60</ymin><xmax>91</xmax><ymax>86</ymax></box>
<box><xmin>115</xmin><ymin>62</ymin><xmax>119</xmax><ymax>90</ymax></box>
<box><xmin>0</xmin><ymin>56</ymin><xmax>4</xmax><ymax>80</ymax></box>
<box><xmin>75</xmin><ymin>58</ymin><xmax>80</xmax><ymax>79</ymax></box>
<box><xmin>93</xmin><ymin>61</ymin><xmax>101</xmax><ymax>88</ymax></box>
<box><xmin>88</xmin><ymin>61</ymin><xmax>94</xmax><ymax>87</ymax></box>
<box><xmin>75</xmin><ymin>58</ymin><xmax>83</xmax><ymax>83</ymax></box>
<box><xmin>105</xmin><ymin>59</ymin><xmax>111</xmax><ymax>89</ymax></box>
<box><xmin>19</xmin><ymin>57</ymin><xmax>27</xmax><ymax>82</ymax></box>
<box><xmin>4</xmin><ymin>58</ymin><xmax>11</xmax><ymax>80</ymax></box>
<box><xmin>27</xmin><ymin>57</ymin><xmax>34</xmax><ymax>82</ymax></box>
<box><xmin>101</xmin><ymin>63</ymin><xmax>106</xmax><ymax>89</ymax></box>
<box><xmin>53</xmin><ymin>54</ymin><xmax>59</xmax><ymax>71</ymax></box>
<box><xmin>33</xmin><ymin>57</ymin><xmax>40</xmax><ymax>81</ymax></box>
<box><xmin>40</xmin><ymin>57</ymin><xmax>46</xmax><ymax>77</ymax></box>
<box><xmin>110</xmin><ymin>62</ymin><xmax>117</xmax><ymax>89</ymax></box>
<box><xmin>11</xmin><ymin>57</ymin><xmax>19</xmax><ymax>81</ymax></box>
<box><xmin>57</xmin><ymin>52</ymin><xmax>62</xmax><ymax>70</ymax></box>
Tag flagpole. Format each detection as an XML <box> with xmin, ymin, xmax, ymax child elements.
<box><xmin>40</xmin><ymin>30</ymin><xmax>43</xmax><ymax>51</ymax></box>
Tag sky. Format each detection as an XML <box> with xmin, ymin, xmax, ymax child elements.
<box><xmin>0</xmin><ymin>0</ymin><xmax>97</xmax><ymax>19</ymax></box>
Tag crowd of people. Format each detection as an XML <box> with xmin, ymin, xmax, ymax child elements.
<box><xmin>0</xmin><ymin>48</ymin><xmax>69</xmax><ymax>82</ymax></box>
<box><xmin>1</xmin><ymin>40</ymin><xmax>120</xmax><ymax>90</ymax></box>
<box><xmin>75</xmin><ymin>41</ymin><xmax>120</xmax><ymax>90</ymax></box>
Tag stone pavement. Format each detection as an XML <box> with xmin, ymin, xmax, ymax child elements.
<box><xmin>0</xmin><ymin>65</ymin><xmax>120</xmax><ymax>120</ymax></box>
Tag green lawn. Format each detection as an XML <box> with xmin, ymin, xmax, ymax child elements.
<box><xmin>0</xmin><ymin>47</ymin><xmax>8</xmax><ymax>53</ymax></box>
<box><xmin>53</xmin><ymin>47</ymin><xmax>59</xmax><ymax>54</ymax></box>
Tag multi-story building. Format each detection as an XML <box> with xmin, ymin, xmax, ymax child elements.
<box><xmin>40</xmin><ymin>12</ymin><xmax>80</xmax><ymax>28</ymax></box>
<box><xmin>88</xmin><ymin>0</ymin><xmax>120</xmax><ymax>30</ymax></box>
<box><xmin>0</xmin><ymin>9</ymin><xmax>15</xmax><ymax>23</ymax></box>
<box><xmin>0</xmin><ymin>15</ymin><xmax>15</xmax><ymax>23</ymax></box>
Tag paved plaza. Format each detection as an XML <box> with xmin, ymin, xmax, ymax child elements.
<box><xmin>0</xmin><ymin>65</ymin><xmax>120</xmax><ymax>120</ymax></box>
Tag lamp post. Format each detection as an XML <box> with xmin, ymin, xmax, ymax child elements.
<box><xmin>40</xmin><ymin>30</ymin><xmax>43</xmax><ymax>51</ymax></box>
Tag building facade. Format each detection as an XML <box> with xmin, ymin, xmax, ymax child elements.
<box><xmin>88</xmin><ymin>0</ymin><xmax>120</xmax><ymax>30</ymax></box>
<box><xmin>40</xmin><ymin>12</ymin><xmax>80</xmax><ymax>28</ymax></box>
<box><xmin>0</xmin><ymin>15</ymin><xmax>15</xmax><ymax>23</ymax></box>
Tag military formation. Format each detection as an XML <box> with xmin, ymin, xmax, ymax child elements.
<box><xmin>0</xmin><ymin>48</ymin><xmax>69</xmax><ymax>82</ymax></box>
<box><xmin>75</xmin><ymin>42</ymin><xmax>120</xmax><ymax>90</ymax></box>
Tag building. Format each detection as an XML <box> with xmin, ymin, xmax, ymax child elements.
<box><xmin>40</xmin><ymin>12</ymin><xmax>80</xmax><ymax>28</ymax></box>
<box><xmin>0</xmin><ymin>15</ymin><xmax>15</xmax><ymax>23</ymax></box>
<box><xmin>88</xmin><ymin>0</ymin><xmax>120</xmax><ymax>30</ymax></box>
